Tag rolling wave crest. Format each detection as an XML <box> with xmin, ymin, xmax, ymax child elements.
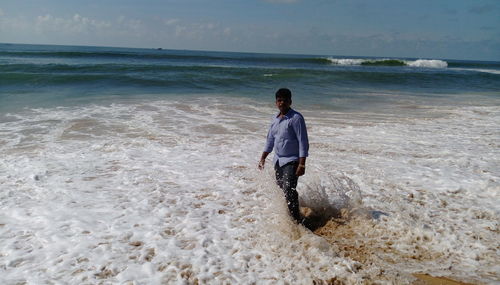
<box><xmin>326</xmin><ymin>58</ymin><xmax>448</xmax><ymax>68</ymax></box>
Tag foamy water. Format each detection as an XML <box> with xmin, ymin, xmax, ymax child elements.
<box><xmin>326</xmin><ymin>57</ymin><xmax>448</xmax><ymax>68</ymax></box>
<box><xmin>0</xmin><ymin>96</ymin><xmax>498</xmax><ymax>284</ymax></box>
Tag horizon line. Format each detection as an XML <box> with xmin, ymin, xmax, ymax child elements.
<box><xmin>1</xmin><ymin>41</ymin><xmax>499</xmax><ymax>63</ymax></box>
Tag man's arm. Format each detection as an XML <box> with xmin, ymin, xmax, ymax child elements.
<box><xmin>296</xmin><ymin>157</ymin><xmax>306</xmax><ymax>176</ymax></box>
<box><xmin>258</xmin><ymin>152</ymin><xmax>270</xmax><ymax>170</ymax></box>
<box><xmin>292</xmin><ymin>115</ymin><xmax>309</xmax><ymax>176</ymax></box>
<box><xmin>259</xmin><ymin>121</ymin><xmax>275</xmax><ymax>170</ymax></box>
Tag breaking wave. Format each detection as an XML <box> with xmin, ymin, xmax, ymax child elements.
<box><xmin>326</xmin><ymin>58</ymin><xmax>448</xmax><ymax>68</ymax></box>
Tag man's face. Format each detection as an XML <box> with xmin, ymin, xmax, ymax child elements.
<box><xmin>276</xmin><ymin>96</ymin><xmax>291</xmax><ymax>113</ymax></box>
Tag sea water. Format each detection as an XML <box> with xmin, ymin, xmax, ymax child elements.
<box><xmin>0</xmin><ymin>43</ymin><xmax>499</xmax><ymax>284</ymax></box>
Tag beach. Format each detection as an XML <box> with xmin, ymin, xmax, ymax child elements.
<box><xmin>0</xmin><ymin>44</ymin><xmax>499</xmax><ymax>284</ymax></box>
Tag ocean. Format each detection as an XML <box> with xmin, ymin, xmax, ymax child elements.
<box><xmin>0</xmin><ymin>43</ymin><xmax>499</xmax><ymax>284</ymax></box>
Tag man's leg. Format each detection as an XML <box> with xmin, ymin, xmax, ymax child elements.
<box><xmin>275</xmin><ymin>161</ymin><xmax>284</xmax><ymax>190</ymax></box>
<box><xmin>275</xmin><ymin>162</ymin><xmax>301</xmax><ymax>222</ymax></box>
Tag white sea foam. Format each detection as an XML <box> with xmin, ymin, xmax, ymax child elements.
<box><xmin>326</xmin><ymin>57</ymin><xmax>448</xmax><ymax>68</ymax></box>
<box><xmin>326</xmin><ymin>58</ymin><xmax>365</xmax><ymax>65</ymax></box>
<box><xmin>405</xmin><ymin>59</ymin><xmax>448</xmax><ymax>68</ymax></box>
<box><xmin>450</xmin><ymin>67</ymin><xmax>500</xmax><ymax>75</ymax></box>
<box><xmin>0</xmin><ymin>97</ymin><xmax>498</xmax><ymax>284</ymax></box>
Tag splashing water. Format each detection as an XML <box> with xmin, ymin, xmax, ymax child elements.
<box><xmin>301</xmin><ymin>173</ymin><xmax>363</xmax><ymax>219</ymax></box>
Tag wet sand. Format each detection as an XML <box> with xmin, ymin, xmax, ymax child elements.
<box><xmin>412</xmin><ymin>274</ymin><xmax>474</xmax><ymax>285</ymax></box>
<box><xmin>301</xmin><ymin>207</ymin><xmax>480</xmax><ymax>284</ymax></box>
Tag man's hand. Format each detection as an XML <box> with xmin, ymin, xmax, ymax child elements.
<box><xmin>296</xmin><ymin>164</ymin><xmax>305</xmax><ymax>176</ymax></box>
<box><xmin>258</xmin><ymin>152</ymin><xmax>270</xmax><ymax>170</ymax></box>
<box><xmin>296</xmin><ymin>157</ymin><xmax>306</xmax><ymax>176</ymax></box>
<box><xmin>258</xmin><ymin>159</ymin><xmax>265</xmax><ymax>170</ymax></box>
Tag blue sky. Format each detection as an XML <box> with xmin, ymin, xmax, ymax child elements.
<box><xmin>1</xmin><ymin>0</ymin><xmax>499</xmax><ymax>60</ymax></box>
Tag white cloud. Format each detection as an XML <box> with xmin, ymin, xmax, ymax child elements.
<box><xmin>201</xmin><ymin>23</ymin><xmax>215</xmax><ymax>30</ymax></box>
<box><xmin>160</xmin><ymin>18</ymin><xmax>233</xmax><ymax>42</ymax></box>
<box><xmin>164</xmin><ymin>18</ymin><xmax>179</xmax><ymax>26</ymax></box>
<box><xmin>1</xmin><ymin>14</ymin><xmax>32</xmax><ymax>34</ymax></box>
<box><xmin>0</xmin><ymin>12</ymin><xmax>153</xmax><ymax>46</ymax></box>
<box><xmin>175</xmin><ymin>25</ymin><xmax>187</xmax><ymax>37</ymax></box>
<box><xmin>34</xmin><ymin>13</ymin><xmax>113</xmax><ymax>35</ymax></box>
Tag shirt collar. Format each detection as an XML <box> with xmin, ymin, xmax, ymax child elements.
<box><xmin>275</xmin><ymin>108</ymin><xmax>294</xmax><ymax>119</ymax></box>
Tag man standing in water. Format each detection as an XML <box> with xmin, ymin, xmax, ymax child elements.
<box><xmin>258</xmin><ymin>88</ymin><xmax>309</xmax><ymax>223</ymax></box>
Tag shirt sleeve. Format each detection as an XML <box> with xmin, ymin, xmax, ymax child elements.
<box><xmin>263</xmin><ymin>121</ymin><xmax>275</xmax><ymax>153</ymax></box>
<box><xmin>292</xmin><ymin>114</ymin><xmax>309</xmax><ymax>157</ymax></box>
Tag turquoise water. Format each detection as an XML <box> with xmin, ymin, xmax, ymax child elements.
<box><xmin>1</xmin><ymin>43</ymin><xmax>499</xmax><ymax>112</ymax></box>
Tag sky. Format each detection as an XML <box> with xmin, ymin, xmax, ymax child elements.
<box><xmin>1</xmin><ymin>0</ymin><xmax>499</xmax><ymax>61</ymax></box>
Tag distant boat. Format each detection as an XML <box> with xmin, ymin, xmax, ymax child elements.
<box><xmin>157</xmin><ymin>48</ymin><xmax>163</xmax><ymax>50</ymax></box>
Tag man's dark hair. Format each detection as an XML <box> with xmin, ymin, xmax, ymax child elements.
<box><xmin>275</xmin><ymin>88</ymin><xmax>292</xmax><ymax>100</ymax></box>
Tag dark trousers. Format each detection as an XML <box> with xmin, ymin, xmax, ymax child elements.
<box><xmin>275</xmin><ymin>161</ymin><xmax>301</xmax><ymax>222</ymax></box>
